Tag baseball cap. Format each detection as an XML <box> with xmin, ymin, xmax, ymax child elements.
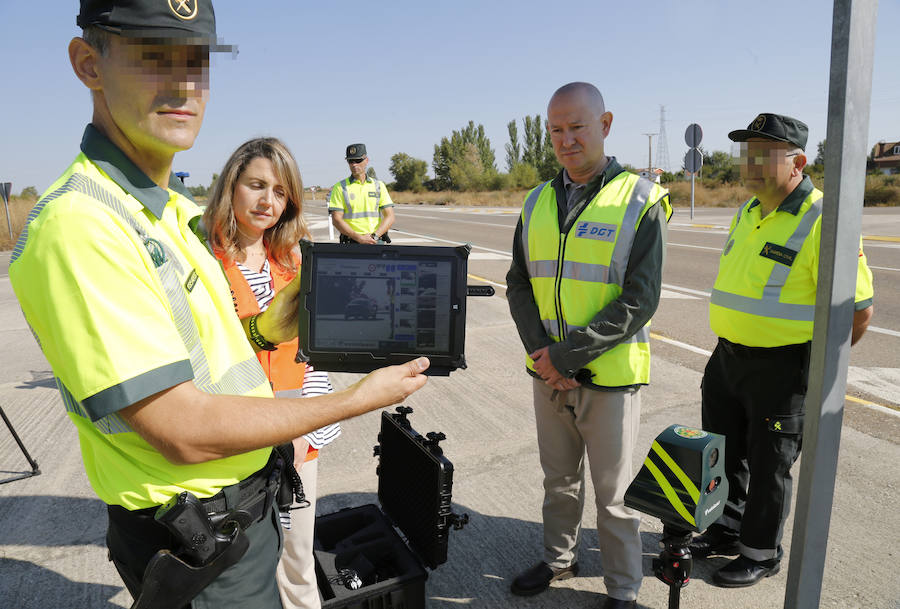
<box><xmin>77</xmin><ymin>0</ymin><xmax>235</xmax><ymax>53</ymax></box>
<box><xmin>728</xmin><ymin>113</ymin><xmax>808</xmax><ymax>150</ymax></box>
<box><xmin>345</xmin><ymin>143</ymin><xmax>367</xmax><ymax>161</ymax></box>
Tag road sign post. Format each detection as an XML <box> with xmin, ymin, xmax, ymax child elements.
<box><xmin>1</xmin><ymin>182</ymin><xmax>12</xmax><ymax>239</ymax></box>
<box><xmin>684</xmin><ymin>125</ymin><xmax>703</xmax><ymax>220</ymax></box>
<box><xmin>784</xmin><ymin>1</ymin><xmax>878</xmax><ymax>607</ymax></box>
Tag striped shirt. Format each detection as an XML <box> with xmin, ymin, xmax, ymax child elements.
<box><xmin>237</xmin><ymin>260</ymin><xmax>341</xmax><ymax>449</ymax></box>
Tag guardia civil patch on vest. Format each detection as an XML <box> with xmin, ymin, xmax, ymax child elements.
<box><xmin>574</xmin><ymin>221</ymin><xmax>617</xmax><ymax>242</ymax></box>
<box><xmin>760</xmin><ymin>242</ymin><xmax>798</xmax><ymax>266</ymax></box>
<box><xmin>368</xmin><ymin>191</ymin><xmax>377</xmax><ymax>197</ymax></box>
<box><xmin>184</xmin><ymin>269</ymin><xmax>199</xmax><ymax>293</ymax></box>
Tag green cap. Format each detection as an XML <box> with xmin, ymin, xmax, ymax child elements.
<box><xmin>77</xmin><ymin>0</ymin><xmax>234</xmax><ymax>52</ymax></box>
<box><xmin>728</xmin><ymin>113</ymin><xmax>808</xmax><ymax>150</ymax></box>
<box><xmin>345</xmin><ymin>143</ymin><xmax>367</xmax><ymax>161</ymax></box>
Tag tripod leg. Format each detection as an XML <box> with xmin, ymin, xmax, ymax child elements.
<box><xmin>0</xmin><ymin>406</ymin><xmax>40</xmax><ymax>475</ymax></box>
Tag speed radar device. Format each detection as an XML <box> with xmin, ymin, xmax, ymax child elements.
<box><xmin>295</xmin><ymin>240</ymin><xmax>471</xmax><ymax>375</ymax></box>
<box><xmin>625</xmin><ymin>424</ymin><xmax>729</xmax><ymax>608</ymax></box>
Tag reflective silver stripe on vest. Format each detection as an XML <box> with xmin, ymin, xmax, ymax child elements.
<box><xmin>339</xmin><ymin>178</ymin><xmax>381</xmax><ymax>218</ymax></box>
<box><xmin>521</xmin><ymin>181</ymin><xmax>552</xmax><ymax>270</ymax></box>
<box><xmin>542</xmin><ymin>318</ymin><xmax>560</xmax><ymax>338</ymax></box>
<box><xmin>710</xmin><ymin>198</ymin><xmax>823</xmax><ymax>322</ymax></box>
<box><xmin>608</xmin><ymin>177</ymin><xmax>654</xmax><ymax>287</ymax></box>
<box><xmin>562</xmin><ymin>260</ymin><xmax>610</xmax><ymax>283</ymax></box>
<box><xmin>527</xmin><ymin>259</ymin><xmax>558</xmax><ymax>278</ymax></box>
<box><xmin>763</xmin><ymin>199</ymin><xmax>823</xmax><ymax>299</ymax></box>
<box><xmin>45</xmin><ymin>174</ymin><xmax>268</xmax><ymax>412</ymax></box>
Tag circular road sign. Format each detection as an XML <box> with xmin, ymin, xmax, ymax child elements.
<box><xmin>685</xmin><ymin>148</ymin><xmax>703</xmax><ymax>174</ymax></box>
<box><xmin>685</xmin><ymin>123</ymin><xmax>703</xmax><ymax>148</ymax></box>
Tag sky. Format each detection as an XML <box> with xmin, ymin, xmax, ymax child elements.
<box><xmin>1</xmin><ymin>1</ymin><xmax>898</xmax><ymax>194</ymax></box>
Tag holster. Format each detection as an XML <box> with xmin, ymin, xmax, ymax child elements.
<box><xmin>129</xmin><ymin>528</ymin><xmax>249</xmax><ymax>609</ymax></box>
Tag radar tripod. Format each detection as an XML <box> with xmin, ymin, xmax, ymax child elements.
<box><xmin>653</xmin><ymin>524</ymin><xmax>694</xmax><ymax>609</ymax></box>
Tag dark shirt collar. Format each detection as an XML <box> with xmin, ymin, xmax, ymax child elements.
<box><xmin>559</xmin><ymin>156</ymin><xmax>624</xmax><ymax>191</ymax></box>
<box><xmin>747</xmin><ymin>175</ymin><xmax>814</xmax><ymax>217</ymax></box>
<box><xmin>80</xmin><ymin>124</ymin><xmax>193</xmax><ymax>220</ymax></box>
<box><xmin>348</xmin><ymin>175</ymin><xmax>372</xmax><ymax>184</ymax></box>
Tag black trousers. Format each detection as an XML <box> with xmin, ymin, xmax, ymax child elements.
<box><xmin>701</xmin><ymin>338</ymin><xmax>810</xmax><ymax>559</ymax></box>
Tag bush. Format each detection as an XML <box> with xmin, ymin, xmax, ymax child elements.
<box><xmin>508</xmin><ymin>163</ymin><xmax>540</xmax><ymax>190</ymax></box>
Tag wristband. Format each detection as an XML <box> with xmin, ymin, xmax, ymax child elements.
<box><xmin>248</xmin><ymin>314</ymin><xmax>277</xmax><ymax>351</ymax></box>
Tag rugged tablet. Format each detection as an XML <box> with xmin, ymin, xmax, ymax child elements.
<box><xmin>295</xmin><ymin>240</ymin><xmax>470</xmax><ymax>375</ymax></box>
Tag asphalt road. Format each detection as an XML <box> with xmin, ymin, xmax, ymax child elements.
<box><xmin>0</xmin><ymin>202</ymin><xmax>898</xmax><ymax>609</ymax></box>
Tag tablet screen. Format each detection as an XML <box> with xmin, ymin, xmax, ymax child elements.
<box><xmin>296</xmin><ymin>240</ymin><xmax>469</xmax><ymax>375</ymax></box>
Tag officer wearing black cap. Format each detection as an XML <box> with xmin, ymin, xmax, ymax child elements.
<box><xmin>9</xmin><ymin>2</ymin><xmax>430</xmax><ymax>607</ymax></box>
<box><xmin>689</xmin><ymin>113</ymin><xmax>874</xmax><ymax>587</ymax></box>
<box><xmin>328</xmin><ymin>143</ymin><xmax>395</xmax><ymax>244</ymax></box>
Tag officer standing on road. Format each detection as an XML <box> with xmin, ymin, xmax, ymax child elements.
<box><xmin>506</xmin><ymin>82</ymin><xmax>672</xmax><ymax>609</ymax></box>
<box><xmin>328</xmin><ymin>143</ymin><xmax>395</xmax><ymax>244</ymax></box>
<box><xmin>9</xmin><ymin>2</ymin><xmax>428</xmax><ymax>607</ymax></box>
<box><xmin>690</xmin><ymin>113</ymin><xmax>874</xmax><ymax>587</ymax></box>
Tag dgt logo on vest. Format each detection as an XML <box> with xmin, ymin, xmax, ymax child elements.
<box><xmin>574</xmin><ymin>221</ymin><xmax>617</xmax><ymax>242</ymax></box>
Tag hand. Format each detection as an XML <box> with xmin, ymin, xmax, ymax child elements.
<box><xmin>256</xmin><ymin>273</ymin><xmax>301</xmax><ymax>345</ymax></box>
<box><xmin>529</xmin><ymin>346</ymin><xmax>580</xmax><ymax>392</ymax></box>
<box><xmin>350</xmin><ymin>357</ymin><xmax>430</xmax><ymax>411</ymax></box>
<box><xmin>357</xmin><ymin>233</ymin><xmax>377</xmax><ymax>245</ymax></box>
<box><xmin>291</xmin><ymin>436</ymin><xmax>309</xmax><ymax>471</ymax></box>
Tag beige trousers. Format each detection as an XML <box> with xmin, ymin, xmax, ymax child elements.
<box><xmin>532</xmin><ymin>378</ymin><xmax>643</xmax><ymax>601</ymax></box>
<box><xmin>276</xmin><ymin>457</ymin><xmax>321</xmax><ymax>609</ymax></box>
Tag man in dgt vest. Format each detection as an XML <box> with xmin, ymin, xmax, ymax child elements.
<box><xmin>689</xmin><ymin>113</ymin><xmax>874</xmax><ymax>587</ymax></box>
<box><xmin>328</xmin><ymin>143</ymin><xmax>395</xmax><ymax>244</ymax></box>
<box><xmin>506</xmin><ymin>82</ymin><xmax>672</xmax><ymax>609</ymax></box>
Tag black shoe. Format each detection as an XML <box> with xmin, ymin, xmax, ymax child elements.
<box><xmin>510</xmin><ymin>561</ymin><xmax>579</xmax><ymax>596</ymax></box>
<box><xmin>713</xmin><ymin>554</ymin><xmax>781</xmax><ymax>588</ymax></box>
<box><xmin>603</xmin><ymin>598</ymin><xmax>637</xmax><ymax>609</ymax></box>
<box><xmin>689</xmin><ymin>528</ymin><xmax>740</xmax><ymax>558</ymax></box>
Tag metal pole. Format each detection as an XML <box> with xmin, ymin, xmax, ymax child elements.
<box><xmin>0</xmin><ymin>405</ymin><xmax>41</xmax><ymax>483</ymax></box>
<box><xmin>690</xmin><ymin>173</ymin><xmax>695</xmax><ymax>220</ymax></box>
<box><xmin>784</xmin><ymin>1</ymin><xmax>878</xmax><ymax>607</ymax></box>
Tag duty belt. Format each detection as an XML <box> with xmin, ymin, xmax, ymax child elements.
<box><xmin>718</xmin><ymin>337</ymin><xmax>810</xmax><ymax>360</ymax></box>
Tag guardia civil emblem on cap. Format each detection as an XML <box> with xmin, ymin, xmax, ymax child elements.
<box><xmin>673</xmin><ymin>426</ymin><xmax>708</xmax><ymax>439</ymax></box>
<box><xmin>169</xmin><ymin>0</ymin><xmax>199</xmax><ymax>20</ymax></box>
<box><xmin>751</xmin><ymin>114</ymin><xmax>766</xmax><ymax>131</ymax></box>
<box><xmin>348</xmin><ymin>145</ymin><xmax>358</xmax><ymax>156</ymax></box>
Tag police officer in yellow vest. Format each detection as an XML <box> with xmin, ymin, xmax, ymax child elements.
<box><xmin>507</xmin><ymin>82</ymin><xmax>672</xmax><ymax>609</ymax></box>
<box><xmin>689</xmin><ymin>113</ymin><xmax>874</xmax><ymax>587</ymax></box>
<box><xmin>328</xmin><ymin>143</ymin><xmax>395</xmax><ymax>244</ymax></box>
<box><xmin>9</xmin><ymin>2</ymin><xmax>428</xmax><ymax>607</ymax></box>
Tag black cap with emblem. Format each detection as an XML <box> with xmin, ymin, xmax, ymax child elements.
<box><xmin>728</xmin><ymin>113</ymin><xmax>808</xmax><ymax>151</ymax></box>
<box><xmin>345</xmin><ymin>143</ymin><xmax>367</xmax><ymax>161</ymax></box>
<box><xmin>77</xmin><ymin>0</ymin><xmax>234</xmax><ymax>52</ymax></box>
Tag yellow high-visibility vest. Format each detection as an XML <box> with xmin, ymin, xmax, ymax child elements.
<box><xmin>710</xmin><ymin>184</ymin><xmax>874</xmax><ymax>347</ymax></box>
<box><xmin>522</xmin><ymin>172</ymin><xmax>670</xmax><ymax>386</ymax></box>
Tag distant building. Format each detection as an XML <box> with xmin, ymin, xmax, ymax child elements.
<box><xmin>638</xmin><ymin>168</ymin><xmax>663</xmax><ymax>183</ymax></box>
<box><xmin>870</xmin><ymin>140</ymin><xmax>900</xmax><ymax>174</ymax></box>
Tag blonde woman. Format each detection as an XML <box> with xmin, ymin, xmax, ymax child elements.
<box><xmin>204</xmin><ymin>137</ymin><xmax>339</xmax><ymax>609</ymax></box>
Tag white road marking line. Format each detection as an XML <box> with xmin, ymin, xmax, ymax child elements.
<box><xmin>661</xmin><ymin>289</ymin><xmax>699</xmax><ymax>299</ymax></box>
<box><xmin>668</xmin><ymin>242</ymin><xmax>723</xmax><ymax>252</ymax></box>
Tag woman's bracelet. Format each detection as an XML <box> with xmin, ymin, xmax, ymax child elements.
<box><xmin>248</xmin><ymin>314</ymin><xmax>277</xmax><ymax>351</ymax></box>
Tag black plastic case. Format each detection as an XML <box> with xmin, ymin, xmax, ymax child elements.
<box><xmin>314</xmin><ymin>407</ymin><xmax>467</xmax><ymax>608</ymax></box>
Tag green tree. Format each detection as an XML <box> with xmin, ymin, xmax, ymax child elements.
<box><xmin>505</xmin><ymin>120</ymin><xmax>521</xmax><ymax>171</ymax></box>
<box><xmin>521</xmin><ymin>115</ymin><xmax>543</xmax><ymax>169</ymax></box>
<box><xmin>814</xmin><ymin>139</ymin><xmax>826</xmax><ymax>166</ymax></box>
<box><xmin>508</xmin><ymin>162</ymin><xmax>540</xmax><ymax>189</ymax></box>
<box><xmin>432</xmin><ymin>121</ymin><xmax>496</xmax><ymax>191</ymax></box>
<box><xmin>20</xmin><ymin>186</ymin><xmax>39</xmax><ymax>199</ymax></box>
<box><xmin>702</xmin><ymin>149</ymin><xmax>739</xmax><ymax>183</ymax></box>
<box><xmin>539</xmin><ymin>129</ymin><xmax>561</xmax><ymax>180</ymax></box>
<box><xmin>188</xmin><ymin>185</ymin><xmax>207</xmax><ymax>197</ymax></box>
<box><xmin>389</xmin><ymin>152</ymin><xmax>428</xmax><ymax>192</ymax></box>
